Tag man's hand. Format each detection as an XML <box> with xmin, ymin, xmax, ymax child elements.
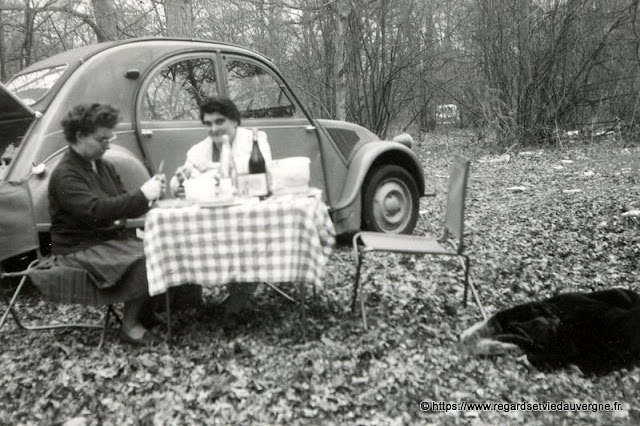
<box><xmin>171</xmin><ymin>166</ymin><xmax>192</xmax><ymax>198</ymax></box>
<box><xmin>175</xmin><ymin>166</ymin><xmax>192</xmax><ymax>182</ymax></box>
<box><xmin>174</xmin><ymin>184</ymin><xmax>186</xmax><ymax>198</ymax></box>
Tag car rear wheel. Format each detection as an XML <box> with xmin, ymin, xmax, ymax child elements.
<box><xmin>362</xmin><ymin>164</ymin><xmax>419</xmax><ymax>234</ymax></box>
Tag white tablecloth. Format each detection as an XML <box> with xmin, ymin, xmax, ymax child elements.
<box><xmin>143</xmin><ymin>196</ymin><xmax>335</xmax><ymax>296</ymax></box>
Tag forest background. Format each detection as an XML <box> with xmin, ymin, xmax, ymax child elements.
<box><xmin>1</xmin><ymin>0</ymin><xmax>640</xmax><ymax>145</ymax></box>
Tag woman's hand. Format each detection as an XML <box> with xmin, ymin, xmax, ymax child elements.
<box><xmin>140</xmin><ymin>174</ymin><xmax>166</xmax><ymax>201</ymax></box>
<box><xmin>175</xmin><ymin>165</ymin><xmax>192</xmax><ymax>183</ymax></box>
<box><xmin>171</xmin><ymin>166</ymin><xmax>193</xmax><ymax>199</ymax></box>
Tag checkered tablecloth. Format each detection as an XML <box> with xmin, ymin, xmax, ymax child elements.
<box><xmin>144</xmin><ymin>196</ymin><xmax>336</xmax><ymax>296</ymax></box>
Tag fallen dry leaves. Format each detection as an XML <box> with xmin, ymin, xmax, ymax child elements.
<box><xmin>1</xmin><ymin>133</ymin><xmax>639</xmax><ymax>425</ymax></box>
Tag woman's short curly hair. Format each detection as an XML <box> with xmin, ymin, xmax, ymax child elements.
<box><xmin>61</xmin><ymin>103</ymin><xmax>119</xmax><ymax>144</ymax></box>
<box><xmin>199</xmin><ymin>96</ymin><xmax>241</xmax><ymax>125</ymax></box>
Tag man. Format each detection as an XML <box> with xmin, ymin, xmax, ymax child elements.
<box><xmin>170</xmin><ymin>96</ymin><xmax>271</xmax><ymax>196</ymax></box>
<box><xmin>169</xmin><ymin>96</ymin><xmax>272</xmax><ymax>325</ymax></box>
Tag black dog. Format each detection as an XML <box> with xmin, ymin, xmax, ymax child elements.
<box><xmin>461</xmin><ymin>288</ymin><xmax>640</xmax><ymax>375</ymax></box>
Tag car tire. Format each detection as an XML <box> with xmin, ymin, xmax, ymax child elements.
<box><xmin>362</xmin><ymin>164</ymin><xmax>419</xmax><ymax>234</ymax></box>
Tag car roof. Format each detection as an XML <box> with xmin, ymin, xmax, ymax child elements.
<box><xmin>15</xmin><ymin>37</ymin><xmax>274</xmax><ymax>76</ymax></box>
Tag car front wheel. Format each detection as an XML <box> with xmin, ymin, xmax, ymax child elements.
<box><xmin>362</xmin><ymin>164</ymin><xmax>419</xmax><ymax>234</ymax></box>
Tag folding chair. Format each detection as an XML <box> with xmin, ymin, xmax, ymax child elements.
<box><xmin>351</xmin><ymin>155</ymin><xmax>486</xmax><ymax>329</ymax></box>
<box><xmin>0</xmin><ymin>180</ymin><xmax>120</xmax><ymax>348</ymax></box>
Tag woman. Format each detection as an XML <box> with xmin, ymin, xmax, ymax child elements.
<box><xmin>169</xmin><ymin>96</ymin><xmax>272</xmax><ymax>195</ymax></box>
<box><xmin>48</xmin><ymin>103</ymin><xmax>166</xmax><ymax>344</ymax></box>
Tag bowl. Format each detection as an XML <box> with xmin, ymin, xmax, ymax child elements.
<box><xmin>183</xmin><ymin>172</ymin><xmax>234</xmax><ymax>202</ymax></box>
<box><xmin>268</xmin><ymin>157</ymin><xmax>310</xmax><ymax>194</ymax></box>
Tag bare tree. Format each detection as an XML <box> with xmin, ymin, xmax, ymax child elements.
<box><xmin>164</xmin><ymin>0</ymin><xmax>193</xmax><ymax>37</ymax></box>
<box><xmin>0</xmin><ymin>8</ymin><xmax>6</xmax><ymax>81</ymax></box>
<box><xmin>0</xmin><ymin>0</ymin><xmax>163</xmax><ymax>78</ymax></box>
<box><xmin>331</xmin><ymin>0</ymin><xmax>348</xmax><ymax>121</ymax></box>
<box><xmin>2</xmin><ymin>0</ymin><xmax>639</xmax><ymax>143</ymax></box>
<box><xmin>90</xmin><ymin>0</ymin><xmax>118</xmax><ymax>41</ymax></box>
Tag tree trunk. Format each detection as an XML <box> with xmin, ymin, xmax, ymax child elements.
<box><xmin>332</xmin><ymin>0</ymin><xmax>348</xmax><ymax>121</ymax></box>
<box><xmin>164</xmin><ymin>0</ymin><xmax>194</xmax><ymax>37</ymax></box>
<box><xmin>91</xmin><ymin>0</ymin><xmax>118</xmax><ymax>42</ymax></box>
<box><xmin>419</xmin><ymin>5</ymin><xmax>435</xmax><ymax>131</ymax></box>
<box><xmin>21</xmin><ymin>0</ymin><xmax>35</xmax><ymax>68</ymax></box>
<box><xmin>0</xmin><ymin>8</ymin><xmax>5</xmax><ymax>81</ymax></box>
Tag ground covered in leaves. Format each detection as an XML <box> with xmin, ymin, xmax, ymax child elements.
<box><xmin>1</xmin><ymin>133</ymin><xmax>639</xmax><ymax>425</ymax></box>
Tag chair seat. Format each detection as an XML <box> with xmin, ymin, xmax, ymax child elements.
<box><xmin>28</xmin><ymin>264</ymin><xmax>120</xmax><ymax>307</ymax></box>
<box><xmin>357</xmin><ymin>232</ymin><xmax>457</xmax><ymax>255</ymax></box>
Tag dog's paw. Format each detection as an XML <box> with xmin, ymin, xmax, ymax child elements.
<box><xmin>460</xmin><ymin>318</ymin><xmax>490</xmax><ymax>344</ymax></box>
<box><xmin>469</xmin><ymin>338</ymin><xmax>522</xmax><ymax>356</ymax></box>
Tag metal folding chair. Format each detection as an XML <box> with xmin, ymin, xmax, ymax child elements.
<box><xmin>0</xmin><ymin>180</ymin><xmax>120</xmax><ymax>348</ymax></box>
<box><xmin>351</xmin><ymin>155</ymin><xmax>486</xmax><ymax>329</ymax></box>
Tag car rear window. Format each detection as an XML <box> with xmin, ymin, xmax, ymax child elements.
<box><xmin>6</xmin><ymin>65</ymin><xmax>67</xmax><ymax>106</ymax></box>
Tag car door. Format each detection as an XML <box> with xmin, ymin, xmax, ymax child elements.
<box><xmin>220</xmin><ymin>54</ymin><xmax>327</xmax><ymax>193</ymax></box>
<box><xmin>137</xmin><ymin>54</ymin><xmax>220</xmax><ymax>178</ymax></box>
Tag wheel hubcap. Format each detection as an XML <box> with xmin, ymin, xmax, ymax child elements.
<box><xmin>373</xmin><ymin>179</ymin><xmax>411</xmax><ymax>232</ymax></box>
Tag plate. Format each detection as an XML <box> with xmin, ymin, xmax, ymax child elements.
<box><xmin>271</xmin><ymin>185</ymin><xmax>310</xmax><ymax>195</ymax></box>
<box><xmin>155</xmin><ymin>199</ymin><xmax>196</xmax><ymax>209</ymax></box>
<box><xmin>198</xmin><ymin>198</ymin><xmax>244</xmax><ymax>208</ymax></box>
<box><xmin>270</xmin><ymin>187</ymin><xmax>323</xmax><ymax>199</ymax></box>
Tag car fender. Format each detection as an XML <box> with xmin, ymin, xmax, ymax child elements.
<box><xmin>334</xmin><ymin>141</ymin><xmax>425</xmax><ymax>212</ymax></box>
<box><xmin>28</xmin><ymin>145</ymin><xmax>151</xmax><ymax>231</ymax></box>
<box><xmin>329</xmin><ymin>141</ymin><xmax>425</xmax><ymax>235</ymax></box>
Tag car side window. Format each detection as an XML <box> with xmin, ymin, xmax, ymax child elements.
<box><xmin>142</xmin><ymin>58</ymin><xmax>218</xmax><ymax>121</ymax></box>
<box><xmin>225</xmin><ymin>59</ymin><xmax>296</xmax><ymax>119</ymax></box>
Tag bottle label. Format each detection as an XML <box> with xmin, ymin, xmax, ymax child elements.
<box><xmin>237</xmin><ymin>174</ymin><xmax>269</xmax><ymax>197</ymax></box>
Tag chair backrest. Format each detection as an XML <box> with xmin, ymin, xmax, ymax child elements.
<box><xmin>0</xmin><ymin>180</ymin><xmax>40</xmax><ymax>262</ymax></box>
<box><xmin>443</xmin><ymin>155</ymin><xmax>471</xmax><ymax>251</ymax></box>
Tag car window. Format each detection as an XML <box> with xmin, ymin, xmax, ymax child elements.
<box><xmin>142</xmin><ymin>57</ymin><xmax>218</xmax><ymax>121</ymax></box>
<box><xmin>225</xmin><ymin>59</ymin><xmax>296</xmax><ymax>119</ymax></box>
<box><xmin>6</xmin><ymin>65</ymin><xmax>67</xmax><ymax>106</ymax></box>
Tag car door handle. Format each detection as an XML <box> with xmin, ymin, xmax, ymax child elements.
<box><xmin>141</xmin><ymin>129</ymin><xmax>153</xmax><ymax>137</ymax></box>
<box><xmin>305</xmin><ymin>125</ymin><xmax>316</xmax><ymax>132</ymax></box>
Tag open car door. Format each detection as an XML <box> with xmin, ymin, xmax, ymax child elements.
<box><xmin>0</xmin><ymin>83</ymin><xmax>38</xmax><ymax>179</ymax></box>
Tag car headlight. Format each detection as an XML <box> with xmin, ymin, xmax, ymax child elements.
<box><xmin>392</xmin><ymin>133</ymin><xmax>413</xmax><ymax>148</ymax></box>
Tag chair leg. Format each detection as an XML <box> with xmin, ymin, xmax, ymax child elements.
<box><xmin>97</xmin><ymin>305</ymin><xmax>112</xmax><ymax>350</ymax></box>
<box><xmin>2</xmin><ymin>274</ymin><xmax>107</xmax><ymax>334</ymax></box>
<box><xmin>351</xmin><ymin>252</ymin><xmax>363</xmax><ymax>313</ymax></box>
<box><xmin>0</xmin><ymin>275</ymin><xmax>29</xmax><ymax>331</ymax></box>
<box><xmin>360</xmin><ymin>278</ymin><xmax>368</xmax><ymax>331</ymax></box>
<box><xmin>351</xmin><ymin>251</ymin><xmax>368</xmax><ymax>330</ymax></box>
<box><xmin>262</xmin><ymin>281</ymin><xmax>296</xmax><ymax>302</ymax></box>
<box><xmin>462</xmin><ymin>256</ymin><xmax>470</xmax><ymax>307</ymax></box>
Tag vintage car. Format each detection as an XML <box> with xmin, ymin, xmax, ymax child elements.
<box><xmin>0</xmin><ymin>37</ymin><xmax>427</xmax><ymax>255</ymax></box>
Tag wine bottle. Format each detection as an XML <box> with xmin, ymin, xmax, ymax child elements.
<box><xmin>220</xmin><ymin>135</ymin><xmax>232</xmax><ymax>178</ymax></box>
<box><xmin>248</xmin><ymin>128</ymin><xmax>269</xmax><ymax>198</ymax></box>
<box><xmin>218</xmin><ymin>135</ymin><xmax>237</xmax><ymax>196</ymax></box>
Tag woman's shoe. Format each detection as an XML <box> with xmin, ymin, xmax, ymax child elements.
<box><xmin>118</xmin><ymin>328</ymin><xmax>162</xmax><ymax>346</ymax></box>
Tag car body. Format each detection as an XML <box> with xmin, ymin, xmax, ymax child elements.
<box><xmin>0</xmin><ymin>37</ymin><xmax>426</xmax><ymax>254</ymax></box>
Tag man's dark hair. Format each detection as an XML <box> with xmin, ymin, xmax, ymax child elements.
<box><xmin>199</xmin><ymin>96</ymin><xmax>241</xmax><ymax>125</ymax></box>
<box><xmin>61</xmin><ymin>103</ymin><xmax>119</xmax><ymax>144</ymax></box>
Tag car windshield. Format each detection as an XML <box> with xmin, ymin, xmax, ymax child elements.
<box><xmin>6</xmin><ymin>65</ymin><xmax>66</xmax><ymax>106</ymax></box>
